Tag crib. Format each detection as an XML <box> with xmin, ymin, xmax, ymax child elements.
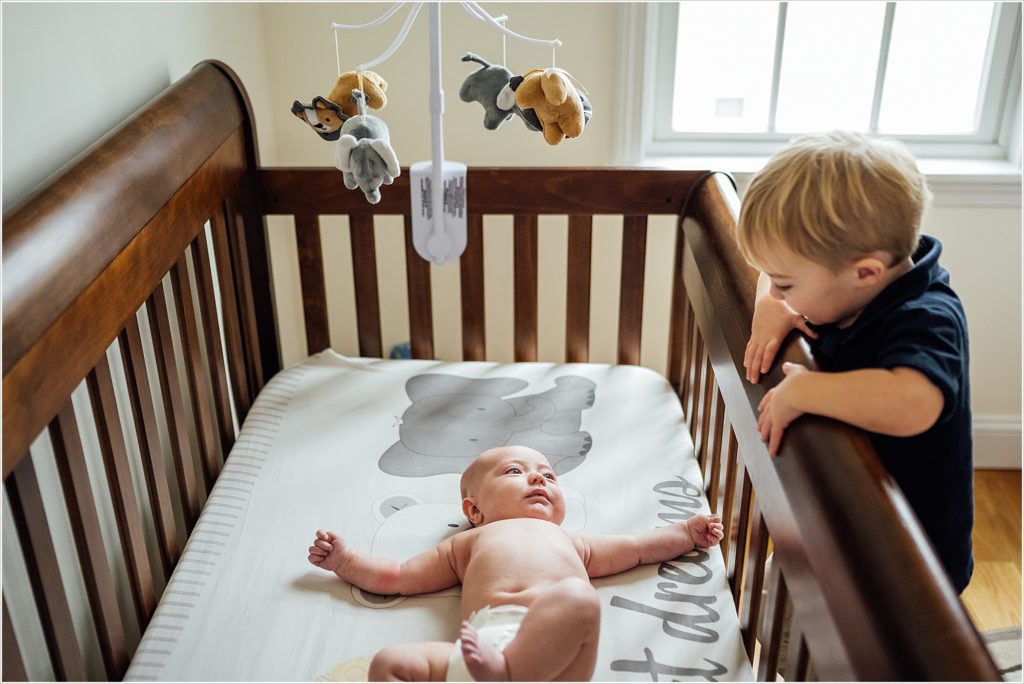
<box><xmin>2</xmin><ymin>60</ymin><xmax>999</xmax><ymax>681</ymax></box>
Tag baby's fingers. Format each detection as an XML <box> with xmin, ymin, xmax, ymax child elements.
<box><xmin>314</xmin><ymin>538</ymin><xmax>334</xmax><ymax>552</ymax></box>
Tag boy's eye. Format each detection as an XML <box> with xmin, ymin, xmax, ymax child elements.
<box><xmin>773</xmin><ymin>283</ymin><xmax>792</xmax><ymax>292</ymax></box>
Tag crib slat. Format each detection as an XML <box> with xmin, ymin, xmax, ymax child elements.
<box><xmin>514</xmin><ymin>215</ymin><xmax>538</xmax><ymax>362</ymax></box>
<box><xmin>3</xmin><ymin>596</ymin><xmax>27</xmax><ymax>682</ymax></box>
<box><xmin>118</xmin><ymin>317</ymin><xmax>179</xmax><ymax>577</ymax></box>
<box><xmin>171</xmin><ymin>255</ymin><xmax>221</xmax><ymax>488</ymax></box>
<box><xmin>226</xmin><ymin>193</ymin><xmax>268</xmax><ymax>392</ymax></box>
<box><xmin>403</xmin><ymin>215</ymin><xmax>434</xmax><ymax>359</ymax></box>
<box><xmin>667</xmin><ymin>217</ymin><xmax>687</xmax><ymax>388</ymax></box>
<box><xmin>192</xmin><ymin>234</ymin><xmax>235</xmax><ymax>456</ymax></box>
<box><xmin>147</xmin><ymin>285</ymin><xmax>201</xmax><ymax>528</ymax></box>
<box><xmin>706</xmin><ymin>393</ymin><xmax>726</xmax><ymax>512</ymax></box>
<box><xmin>688</xmin><ymin>338</ymin><xmax>705</xmax><ymax>440</ymax></box>
<box><xmin>720</xmin><ymin>427</ymin><xmax>739</xmax><ymax>543</ymax></box>
<box><xmin>758</xmin><ymin>564</ymin><xmax>789</xmax><ymax>681</ymax></box>
<box><xmin>295</xmin><ymin>214</ymin><xmax>330</xmax><ymax>355</ymax></box>
<box><xmin>87</xmin><ymin>355</ymin><xmax>158</xmax><ymax>627</ymax></box>
<box><xmin>460</xmin><ymin>214</ymin><xmax>486</xmax><ymax>361</ymax></box>
<box><xmin>49</xmin><ymin>402</ymin><xmax>129</xmax><ymax>679</ymax></box>
<box><xmin>741</xmin><ymin>507</ymin><xmax>770</xmax><ymax>661</ymax></box>
<box><xmin>349</xmin><ymin>214</ymin><xmax>383</xmax><ymax>357</ymax></box>
<box><xmin>785</xmin><ymin>626</ymin><xmax>811</xmax><ymax>681</ymax></box>
<box><xmin>618</xmin><ymin>215</ymin><xmax>647</xmax><ymax>365</ymax></box>
<box><xmin>698</xmin><ymin>362</ymin><xmax>716</xmax><ymax>473</ymax></box>
<box><xmin>565</xmin><ymin>215</ymin><xmax>592</xmax><ymax>363</ymax></box>
<box><xmin>728</xmin><ymin>467</ymin><xmax>753</xmax><ymax>609</ymax></box>
<box><xmin>679</xmin><ymin>303</ymin><xmax>696</xmax><ymax>415</ymax></box>
<box><xmin>5</xmin><ymin>456</ymin><xmax>88</xmax><ymax>681</ymax></box>
<box><xmin>210</xmin><ymin>203</ymin><xmax>253</xmax><ymax>415</ymax></box>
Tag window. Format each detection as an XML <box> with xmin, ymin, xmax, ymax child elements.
<box><xmin>618</xmin><ymin>2</ymin><xmax>1022</xmax><ymax>168</ymax></box>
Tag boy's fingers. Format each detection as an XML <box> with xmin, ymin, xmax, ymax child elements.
<box><xmin>769</xmin><ymin>425</ymin><xmax>783</xmax><ymax>456</ymax></box>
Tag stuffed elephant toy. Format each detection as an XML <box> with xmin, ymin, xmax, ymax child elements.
<box><xmin>334</xmin><ymin>90</ymin><xmax>401</xmax><ymax>204</ymax></box>
<box><xmin>459</xmin><ymin>53</ymin><xmax>540</xmax><ymax>132</ymax></box>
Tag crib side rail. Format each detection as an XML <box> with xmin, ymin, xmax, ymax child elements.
<box><xmin>677</xmin><ymin>174</ymin><xmax>998</xmax><ymax>681</ymax></box>
<box><xmin>2</xmin><ymin>61</ymin><xmax>267</xmax><ymax>680</ymax></box>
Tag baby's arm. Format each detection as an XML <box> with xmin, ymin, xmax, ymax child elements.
<box><xmin>308</xmin><ymin>529</ymin><xmax>460</xmax><ymax>596</ymax></box>
<box><xmin>745</xmin><ymin>272</ymin><xmax>818</xmax><ymax>384</ymax></box>
<box><xmin>757</xmin><ymin>362</ymin><xmax>944</xmax><ymax>455</ymax></box>
<box><xmin>578</xmin><ymin>514</ymin><xmax>723</xmax><ymax>578</ymax></box>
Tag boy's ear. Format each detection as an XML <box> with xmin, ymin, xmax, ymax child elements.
<box><xmin>462</xmin><ymin>497</ymin><xmax>484</xmax><ymax>526</ymax></box>
<box><xmin>852</xmin><ymin>255</ymin><xmax>887</xmax><ymax>286</ymax></box>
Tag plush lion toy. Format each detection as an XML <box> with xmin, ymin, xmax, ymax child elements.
<box><xmin>330</xmin><ymin>70</ymin><xmax>389</xmax><ymax>117</ymax></box>
<box><xmin>513</xmin><ymin>68</ymin><xmax>584</xmax><ymax>146</ymax></box>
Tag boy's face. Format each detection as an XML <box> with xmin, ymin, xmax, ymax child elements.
<box><xmin>461</xmin><ymin>446</ymin><xmax>566</xmax><ymax>526</ymax></box>
<box><xmin>753</xmin><ymin>245</ymin><xmax>874</xmax><ymax>328</ymax></box>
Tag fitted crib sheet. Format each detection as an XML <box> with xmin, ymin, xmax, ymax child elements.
<box><xmin>125</xmin><ymin>351</ymin><xmax>753</xmax><ymax>681</ymax></box>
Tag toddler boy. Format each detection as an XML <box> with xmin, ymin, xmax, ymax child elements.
<box><xmin>308</xmin><ymin>445</ymin><xmax>723</xmax><ymax>681</ymax></box>
<box><xmin>736</xmin><ymin>130</ymin><xmax>973</xmax><ymax>592</ymax></box>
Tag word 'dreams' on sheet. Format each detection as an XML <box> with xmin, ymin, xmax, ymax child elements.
<box><xmin>609</xmin><ymin>476</ymin><xmax>730</xmax><ymax>682</ymax></box>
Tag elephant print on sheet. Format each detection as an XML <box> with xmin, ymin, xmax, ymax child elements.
<box><xmin>379</xmin><ymin>374</ymin><xmax>596</xmax><ymax>476</ymax></box>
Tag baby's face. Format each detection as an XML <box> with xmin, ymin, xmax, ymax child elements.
<box><xmin>463</xmin><ymin>447</ymin><xmax>566</xmax><ymax>526</ymax></box>
<box><xmin>753</xmin><ymin>245</ymin><xmax>868</xmax><ymax>328</ymax></box>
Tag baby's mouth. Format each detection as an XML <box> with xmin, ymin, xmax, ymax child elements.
<box><xmin>526</xmin><ymin>489</ymin><xmax>550</xmax><ymax>502</ymax></box>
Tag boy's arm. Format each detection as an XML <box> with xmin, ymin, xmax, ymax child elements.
<box><xmin>745</xmin><ymin>272</ymin><xmax>818</xmax><ymax>384</ymax></box>
<box><xmin>757</xmin><ymin>362</ymin><xmax>944</xmax><ymax>455</ymax></box>
<box><xmin>309</xmin><ymin>529</ymin><xmax>460</xmax><ymax>596</ymax></box>
<box><xmin>576</xmin><ymin>515</ymin><xmax>723</xmax><ymax>578</ymax></box>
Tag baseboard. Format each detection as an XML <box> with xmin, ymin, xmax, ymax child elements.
<box><xmin>975</xmin><ymin>414</ymin><xmax>1022</xmax><ymax>469</ymax></box>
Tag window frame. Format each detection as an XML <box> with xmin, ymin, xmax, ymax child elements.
<box><xmin>616</xmin><ymin>1</ymin><xmax>1022</xmax><ymax>206</ymax></box>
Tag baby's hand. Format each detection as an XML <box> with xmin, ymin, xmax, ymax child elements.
<box><xmin>308</xmin><ymin>529</ymin><xmax>348</xmax><ymax>574</ymax></box>
<box><xmin>686</xmin><ymin>514</ymin><xmax>724</xmax><ymax>548</ymax></box>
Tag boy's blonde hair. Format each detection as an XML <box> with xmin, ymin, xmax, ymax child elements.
<box><xmin>736</xmin><ymin>130</ymin><xmax>931</xmax><ymax>271</ymax></box>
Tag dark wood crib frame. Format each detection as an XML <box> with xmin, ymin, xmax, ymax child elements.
<box><xmin>1</xmin><ymin>61</ymin><xmax>998</xmax><ymax>681</ymax></box>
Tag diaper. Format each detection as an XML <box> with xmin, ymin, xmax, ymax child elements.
<box><xmin>446</xmin><ymin>605</ymin><xmax>529</xmax><ymax>682</ymax></box>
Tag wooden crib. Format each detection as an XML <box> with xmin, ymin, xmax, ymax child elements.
<box><xmin>2</xmin><ymin>60</ymin><xmax>998</xmax><ymax>681</ymax></box>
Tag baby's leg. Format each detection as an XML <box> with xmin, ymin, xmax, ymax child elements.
<box><xmin>369</xmin><ymin>641</ymin><xmax>453</xmax><ymax>682</ymax></box>
<box><xmin>462</xmin><ymin>577</ymin><xmax>601</xmax><ymax>682</ymax></box>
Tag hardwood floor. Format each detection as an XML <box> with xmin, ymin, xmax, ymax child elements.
<box><xmin>961</xmin><ymin>469</ymin><xmax>1022</xmax><ymax>632</ymax></box>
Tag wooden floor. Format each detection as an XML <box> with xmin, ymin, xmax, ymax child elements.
<box><xmin>961</xmin><ymin>469</ymin><xmax>1022</xmax><ymax>632</ymax></box>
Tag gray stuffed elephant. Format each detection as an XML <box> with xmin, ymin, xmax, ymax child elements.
<box><xmin>379</xmin><ymin>374</ymin><xmax>596</xmax><ymax>477</ymax></box>
<box><xmin>334</xmin><ymin>90</ymin><xmax>401</xmax><ymax>204</ymax></box>
<box><xmin>459</xmin><ymin>53</ymin><xmax>541</xmax><ymax>132</ymax></box>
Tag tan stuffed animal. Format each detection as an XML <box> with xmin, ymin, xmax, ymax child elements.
<box><xmin>513</xmin><ymin>68</ymin><xmax>584</xmax><ymax>145</ymax></box>
<box><xmin>329</xmin><ymin>70</ymin><xmax>388</xmax><ymax>117</ymax></box>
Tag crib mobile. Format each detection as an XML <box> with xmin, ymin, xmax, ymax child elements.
<box><xmin>290</xmin><ymin>1</ymin><xmax>592</xmax><ymax>267</ymax></box>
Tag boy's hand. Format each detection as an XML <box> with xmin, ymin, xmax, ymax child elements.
<box><xmin>308</xmin><ymin>529</ymin><xmax>349</xmax><ymax>574</ymax></box>
<box><xmin>757</xmin><ymin>362</ymin><xmax>808</xmax><ymax>455</ymax></box>
<box><xmin>745</xmin><ymin>294</ymin><xmax>817</xmax><ymax>384</ymax></box>
<box><xmin>686</xmin><ymin>514</ymin><xmax>724</xmax><ymax>548</ymax></box>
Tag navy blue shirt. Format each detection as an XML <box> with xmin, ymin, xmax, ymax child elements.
<box><xmin>808</xmin><ymin>235</ymin><xmax>974</xmax><ymax>593</ymax></box>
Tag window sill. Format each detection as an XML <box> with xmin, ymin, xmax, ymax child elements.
<box><xmin>636</xmin><ymin>155</ymin><xmax>1022</xmax><ymax>208</ymax></box>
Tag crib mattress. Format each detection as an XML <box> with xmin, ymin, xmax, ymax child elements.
<box><xmin>125</xmin><ymin>351</ymin><xmax>753</xmax><ymax>681</ymax></box>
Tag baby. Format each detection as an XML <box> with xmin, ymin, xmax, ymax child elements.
<box><xmin>308</xmin><ymin>445</ymin><xmax>723</xmax><ymax>681</ymax></box>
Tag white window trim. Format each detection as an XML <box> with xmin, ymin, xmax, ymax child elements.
<box><xmin>616</xmin><ymin>3</ymin><xmax>1023</xmax><ymax>208</ymax></box>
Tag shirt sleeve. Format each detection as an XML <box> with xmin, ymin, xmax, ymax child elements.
<box><xmin>873</xmin><ymin>302</ymin><xmax>967</xmax><ymax>425</ymax></box>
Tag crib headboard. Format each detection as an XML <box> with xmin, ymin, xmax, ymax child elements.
<box><xmin>2</xmin><ymin>60</ymin><xmax>998</xmax><ymax>681</ymax></box>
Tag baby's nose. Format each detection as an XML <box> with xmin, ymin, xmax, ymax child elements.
<box><xmin>528</xmin><ymin>472</ymin><xmax>546</xmax><ymax>485</ymax></box>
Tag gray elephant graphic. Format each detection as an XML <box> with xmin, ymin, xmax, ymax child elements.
<box><xmin>380</xmin><ymin>374</ymin><xmax>596</xmax><ymax>477</ymax></box>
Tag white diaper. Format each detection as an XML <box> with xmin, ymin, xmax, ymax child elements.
<box><xmin>445</xmin><ymin>604</ymin><xmax>529</xmax><ymax>682</ymax></box>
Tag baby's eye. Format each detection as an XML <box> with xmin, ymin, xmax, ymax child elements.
<box><xmin>505</xmin><ymin>467</ymin><xmax>522</xmax><ymax>475</ymax></box>
<box><xmin>543</xmin><ymin>473</ymin><xmax>556</xmax><ymax>481</ymax></box>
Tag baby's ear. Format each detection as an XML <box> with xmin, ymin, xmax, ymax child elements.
<box><xmin>462</xmin><ymin>497</ymin><xmax>483</xmax><ymax>526</ymax></box>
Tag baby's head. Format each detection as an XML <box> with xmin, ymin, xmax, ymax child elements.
<box><xmin>737</xmin><ymin>130</ymin><xmax>931</xmax><ymax>325</ymax></box>
<box><xmin>460</xmin><ymin>446</ymin><xmax>566</xmax><ymax>527</ymax></box>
